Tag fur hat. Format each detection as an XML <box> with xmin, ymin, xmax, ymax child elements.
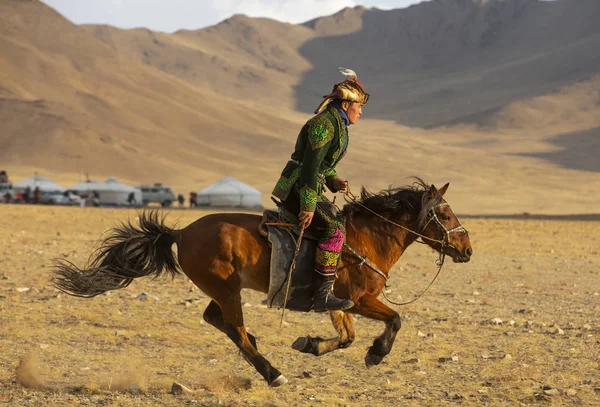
<box><xmin>314</xmin><ymin>67</ymin><xmax>370</xmax><ymax>114</ymax></box>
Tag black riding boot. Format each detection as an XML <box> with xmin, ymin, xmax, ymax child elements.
<box><xmin>312</xmin><ymin>273</ymin><xmax>354</xmax><ymax>312</ymax></box>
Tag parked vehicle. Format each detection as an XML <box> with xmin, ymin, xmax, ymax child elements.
<box><xmin>0</xmin><ymin>182</ymin><xmax>16</xmax><ymax>203</ymax></box>
<box><xmin>39</xmin><ymin>190</ymin><xmax>82</xmax><ymax>206</ymax></box>
<box><xmin>136</xmin><ymin>183</ymin><xmax>176</xmax><ymax>207</ymax></box>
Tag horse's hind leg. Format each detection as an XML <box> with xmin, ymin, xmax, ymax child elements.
<box><xmin>208</xmin><ymin>294</ymin><xmax>287</xmax><ymax>387</ymax></box>
<box><xmin>292</xmin><ymin>311</ymin><xmax>355</xmax><ymax>356</ymax></box>
<box><xmin>203</xmin><ymin>300</ymin><xmax>258</xmax><ymax>350</ymax></box>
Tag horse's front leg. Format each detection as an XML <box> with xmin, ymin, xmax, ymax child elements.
<box><xmin>292</xmin><ymin>310</ymin><xmax>355</xmax><ymax>356</ymax></box>
<box><xmin>353</xmin><ymin>294</ymin><xmax>401</xmax><ymax>367</ymax></box>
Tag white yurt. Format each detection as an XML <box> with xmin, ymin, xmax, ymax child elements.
<box><xmin>14</xmin><ymin>175</ymin><xmax>65</xmax><ymax>193</ymax></box>
<box><xmin>70</xmin><ymin>177</ymin><xmax>142</xmax><ymax>206</ymax></box>
<box><xmin>196</xmin><ymin>177</ymin><xmax>262</xmax><ymax>208</ymax></box>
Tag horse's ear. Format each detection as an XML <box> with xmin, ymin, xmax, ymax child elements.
<box><xmin>438</xmin><ymin>183</ymin><xmax>449</xmax><ymax>196</ymax></box>
<box><xmin>428</xmin><ymin>184</ymin><xmax>438</xmax><ymax>199</ymax></box>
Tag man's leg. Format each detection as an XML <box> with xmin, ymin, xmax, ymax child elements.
<box><xmin>312</xmin><ymin>202</ymin><xmax>353</xmax><ymax>312</ymax></box>
<box><xmin>281</xmin><ymin>190</ymin><xmax>353</xmax><ymax>312</ymax></box>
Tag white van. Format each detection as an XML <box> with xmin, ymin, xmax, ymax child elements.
<box><xmin>136</xmin><ymin>183</ymin><xmax>175</xmax><ymax>207</ymax></box>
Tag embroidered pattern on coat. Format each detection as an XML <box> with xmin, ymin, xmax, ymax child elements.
<box><xmin>315</xmin><ymin>202</ymin><xmax>345</xmax><ymax>236</ymax></box>
<box><xmin>308</xmin><ymin>117</ymin><xmax>334</xmax><ymax>150</ymax></box>
<box><xmin>273</xmin><ymin>167</ymin><xmax>301</xmax><ymax>198</ymax></box>
<box><xmin>299</xmin><ymin>185</ymin><xmax>319</xmax><ymax>211</ymax></box>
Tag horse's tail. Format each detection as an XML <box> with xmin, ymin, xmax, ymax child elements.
<box><xmin>53</xmin><ymin>211</ymin><xmax>181</xmax><ymax>298</ymax></box>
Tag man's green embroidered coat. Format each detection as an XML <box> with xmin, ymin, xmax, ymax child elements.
<box><xmin>272</xmin><ymin>105</ymin><xmax>348</xmax><ymax>212</ymax></box>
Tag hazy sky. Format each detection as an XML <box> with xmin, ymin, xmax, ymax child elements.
<box><xmin>41</xmin><ymin>0</ymin><xmax>427</xmax><ymax>33</ymax></box>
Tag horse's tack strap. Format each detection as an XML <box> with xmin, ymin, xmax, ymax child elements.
<box><xmin>343</xmin><ymin>243</ymin><xmax>388</xmax><ymax>282</ymax></box>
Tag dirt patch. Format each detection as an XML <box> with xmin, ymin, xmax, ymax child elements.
<box><xmin>201</xmin><ymin>375</ymin><xmax>253</xmax><ymax>393</ymax></box>
<box><xmin>0</xmin><ymin>205</ymin><xmax>599</xmax><ymax>406</ymax></box>
<box><xmin>16</xmin><ymin>354</ymin><xmax>49</xmax><ymax>390</ymax></box>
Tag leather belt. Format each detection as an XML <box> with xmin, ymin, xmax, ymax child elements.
<box><xmin>288</xmin><ymin>160</ymin><xmax>327</xmax><ymax>185</ymax></box>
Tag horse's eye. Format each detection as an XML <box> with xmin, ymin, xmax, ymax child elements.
<box><xmin>441</xmin><ymin>215</ymin><xmax>450</xmax><ymax>221</ymax></box>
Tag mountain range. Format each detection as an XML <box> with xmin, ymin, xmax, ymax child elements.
<box><xmin>1</xmin><ymin>0</ymin><xmax>599</xmax><ymax>213</ymax></box>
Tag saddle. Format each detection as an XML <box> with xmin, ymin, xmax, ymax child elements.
<box><xmin>258</xmin><ymin>208</ymin><xmax>322</xmax><ymax>312</ymax></box>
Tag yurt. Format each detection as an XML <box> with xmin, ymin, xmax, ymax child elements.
<box><xmin>196</xmin><ymin>177</ymin><xmax>262</xmax><ymax>209</ymax></box>
<box><xmin>14</xmin><ymin>175</ymin><xmax>65</xmax><ymax>193</ymax></box>
<box><xmin>70</xmin><ymin>177</ymin><xmax>142</xmax><ymax>206</ymax></box>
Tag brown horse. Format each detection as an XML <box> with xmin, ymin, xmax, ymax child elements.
<box><xmin>53</xmin><ymin>179</ymin><xmax>472</xmax><ymax>387</ymax></box>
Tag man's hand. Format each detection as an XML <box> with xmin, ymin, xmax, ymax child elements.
<box><xmin>299</xmin><ymin>211</ymin><xmax>314</xmax><ymax>229</ymax></box>
<box><xmin>332</xmin><ymin>178</ymin><xmax>349</xmax><ymax>194</ymax></box>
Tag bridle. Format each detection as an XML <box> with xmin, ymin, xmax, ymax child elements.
<box><xmin>422</xmin><ymin>202</ymin><xmax>469</xmax><ymax>253</ymax></box>
<box><xmin>343</xmin><ymin>192</ymin><xmax>469</xmax><ymax>305</ymax></box>
<box><xmin>345</xmin><ymin>193</ymin><xmax>468</xmax><ymax>254</ymax></box>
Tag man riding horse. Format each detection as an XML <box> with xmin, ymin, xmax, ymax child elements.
<box><xmin>272</xmin><ymin>68</ymin><xmax>369</xmax><ymax>312</ymax></box>
<box><xmin>53</xmin><ymin>66</ymin><xmax>472</xmax><ymax>387</ymax></box>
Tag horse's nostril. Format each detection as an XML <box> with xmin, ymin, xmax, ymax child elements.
<box><xmin>465</xmin><ymin>247</ymin><xmax>473</xmax><ymax>257</ymax></box>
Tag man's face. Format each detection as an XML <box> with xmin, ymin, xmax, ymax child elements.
<box><xmin>342</xmin><ymin>101</ymin><xmax>363</xmax><ymax>124</ymax></box>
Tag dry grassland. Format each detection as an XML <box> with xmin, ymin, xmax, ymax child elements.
<box><xmin>0</xmin><ymin>205</ymin><xmax>599</xmax><ymax>406</ymax></box>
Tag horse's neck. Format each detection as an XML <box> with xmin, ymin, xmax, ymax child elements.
<box><xmin>346</xmin><ymin>215</ymin><xmax>418</xmax><ymax>273</ymax></box>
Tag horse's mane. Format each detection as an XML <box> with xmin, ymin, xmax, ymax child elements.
<box><xmin>342</xmin><ymin>177</ymin><xmax>442</xmax><ymax>228</ymax></box>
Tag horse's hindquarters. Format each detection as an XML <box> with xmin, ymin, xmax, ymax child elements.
<box><xmin>176</xmin><ymin>212</ymin><xmax>271</xmax><ymax>294</ymax></box>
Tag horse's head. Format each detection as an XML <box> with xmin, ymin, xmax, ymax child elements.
<box><xmin>419</xmin><ymin>183</ymin><xmax>472</xmax><ymax>263</ymax></box>
<box><xmin>343</xmin><ymin>179</ymin><xmax>472</xmax><ymax>263</ymax></box>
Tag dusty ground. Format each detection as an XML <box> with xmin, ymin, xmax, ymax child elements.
<box><xmin>0</xmin><ymin>205</ymin><xmax>599</xmax><ymax>406</ymax></box>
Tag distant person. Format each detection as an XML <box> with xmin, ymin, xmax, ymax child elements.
<box><xmin>91</xmin><ymin>190</ymin><xmax>100</xmax><ymax>207</ymax></box>
<box><xmin>0</xmin><ymin>170</ymin><xmax>7</xmax><ymax>183</ymax></box>
<box><xmin>23</xmin><ymin>186</ymin><xmax>31</xmax><ymax>203</ymax></box>
<box><xmin>127</xmin><ymin>191</ymin><xmax>136</xmax><ymax>206</ymax></box>
<box><xmin>189</xmin><ymin>192</ymin><xmax>197</xmax><ymax>208</ymax></box>
<box><xmin>178</xmin><ymin>193</ymin><xmax>185</xmax><ymax>207</ymax></box>
<box><xmin>33</xmin><ymin>187</ymin><xmax>40</xmax><ymax>204</ymax></box>
<box><xmin>16</xmin><ymin>191</ymin><xmax>23</xmax><ymax>203</ymax></box>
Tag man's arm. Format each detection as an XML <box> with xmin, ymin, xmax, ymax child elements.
<box><xmin>298</xmin><ymin>117</ymin><xmax>335</xmax><ymax>212</ymax></box>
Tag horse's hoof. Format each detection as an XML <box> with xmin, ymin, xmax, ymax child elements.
<box><xmin>269</xmin><ymin>374</ymin><xmax>288</xmax><ymax>388</ymax></box>
<box><xmin>365</xmin><ymin>352</ymin><xmax>384</xmax><ymax>368</ymax></box>
<box><xmin>291</xmin><ymin>337</ymin><xmax>309</xmax><ymax>352</ymax></box>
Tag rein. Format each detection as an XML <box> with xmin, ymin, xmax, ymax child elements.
<box><xmin>346</xmin><ymin>191</ymin><xmax>445</xmax><ymax>245</ymax></box>
<box><xmin>343</xmin><ymin>191</ymin><xmax>466</xmax><ymax>306</ymax></box>
<box><xmin>342</xmin><ymin>241</ymin><xmax>445</xmax><ymax>306</ymax></box>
